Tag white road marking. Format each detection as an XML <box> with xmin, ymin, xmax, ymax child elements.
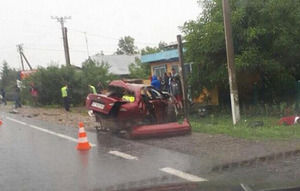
<box><xmin>160</xmin><ymin>167</ymin><xmax>207</xmax><ymax>182</ymax></box>
<box><xmin>6</xmin><ymin>117</ymin><xmax>27</xmax><ymax>126</ymax></box>
<box><xmin>6</xmin><ymin>116</ymin><xmax>96</xmax><ymax>147</ymax></box>
<box><xmin>108</xmin><ymin>151</ymin><xmax>138</xmax><ymax>160</ymax></box>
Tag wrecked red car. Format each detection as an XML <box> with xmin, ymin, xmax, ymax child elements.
<box><xmin>86</xmin><ymin>80</ymin><xmax>191</xmax><ymax>139</ymax></box>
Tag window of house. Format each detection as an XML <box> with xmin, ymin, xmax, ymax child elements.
<box><xmin>153</xmin><ymin>65</ymin><xmax>166</xmax><ymax>78</ymax></box>
<box><xmin>171</xmin><ymin>65</ymin><xmax>179</xmax><ymax>74</ymax></box>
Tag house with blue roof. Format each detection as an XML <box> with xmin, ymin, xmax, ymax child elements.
<box><xmin>141</xmin><ymin>43</ymin><xmax>219</xmax><ymax>105</ymax></box>
<box><xmin>140</xmin><ymin>44</ymin><xmax>192</xmax><ymax>78</ymax></box>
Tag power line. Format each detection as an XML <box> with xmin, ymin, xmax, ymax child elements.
<box><xmin>68</xmin><ymin>28</ymin><xmax>119</xmax><ymax>40</ymax></box>
<box><xmin>23</xmin><ymin>47</ymin><xmax>64</xmax><ymax>52</ymax></box>
<box><xmin>68</xmin><ymin>28</ymin><xmax>157</xmax><ymax>45</ymax></box>
<box><xmin>0</xmin><ymin>45</ymin><xmax>15</xmax><ymax>50</ymax></box>
<box><xmin>24</xmin><ymin>46</ymin><xmax>112</xmax><ymax>54</ymax></box>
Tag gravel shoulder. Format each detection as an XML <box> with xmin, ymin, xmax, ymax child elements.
<box><xmin>0</xmin><ymin>104</ymin><xmax>98</xmax><ymax>131</ymax></box>
<box><xmin>138</xmin><ymin>133</ymin><xmax>300</xmax><ymax>165</ymax></box>
<box><xmin>2</xmin><ymin>104</ymin><xmax>300</xmax><ymax>166</ymax></box>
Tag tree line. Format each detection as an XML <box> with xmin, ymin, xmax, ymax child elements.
<box><xmin>0</xmin><ymin>59</ymin><xmax>115</xmax><ymax>106</ymax></box>
<box><xmin>181</xmin><ymin>0</ymin><xmax>300</xmax><ymax>107</ymax></box>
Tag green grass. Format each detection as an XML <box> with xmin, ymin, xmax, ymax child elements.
<box><xmin>40</xmin><ymin>104</ymin><xmax>61</xmax><ymax>109</ymax></box>
<box><xmin>190</xmin><ymin>114</ymin><xmax>300</xmax><ymax>140</ymax></box>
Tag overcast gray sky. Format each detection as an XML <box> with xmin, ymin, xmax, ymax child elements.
<box><xmin>0</xmin><ymin>0</ymin><xmax>201</xmax><ymax>69</ymax></box>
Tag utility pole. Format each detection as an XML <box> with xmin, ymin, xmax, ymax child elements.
<box><xmin>64</xmin><ymin>27</ymin><xmax>71</xmax><ymax>65</ymax></box>
<box><xmin>17</xmin><ymin>44</ymin><xmax>24</xmax><ymax>70</ymax></box>
<box><xmin>222</xmin><ymin>0</ymin><xmax>240</xmax><ymax>125</ymax></box>
<box><xmin>84</xmin><ymin>32</ymin><xmax>90</xmax><ymax>58</ymax></box>
<box><xmin>17</xmin><ymin>44</ymin><xmax>33</xmax><ymax>70</ymax></box>
<box><xmin>51</xmin><ymin>16</ymin><xmax>71</xmax><ymax>66</ymax></box>
<box><xmin>177</xmin><ymin>35</ymin><xmax>188</xmax><ymax>118</ymax></box>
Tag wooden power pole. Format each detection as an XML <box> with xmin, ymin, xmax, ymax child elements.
<box><xmin>17</xmin><ymin>44</ymin><xmax>24</xmax><ymax>70</ymax></box>
<box><xmin>64</xmin><ymin>27</ymin><xmax>71</xmax><ymax>66</ymax></box>
<box><xmin>51</xmin><ymin>16</ymin><xmax>71</xmax><ymax>66</ymax></box>
<box><xmin>177</xmin><ymin>35</ymin><xmax>189</xmax><ymax>118</ymax></box>
<box><xmin>222</xmin><ymin>0</ymin><xmax>240</xmax><ymax>125</ymax></box>
<box><xmin>17</xmin><ymin>44</ymin><xmax>33</xmax><ymax>70</ymax></box>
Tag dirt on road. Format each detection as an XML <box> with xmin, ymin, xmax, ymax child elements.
<box><xmin>1</xmin><ymin>105</ymin><xmax>98</xmax><ymax>130</ymax></box>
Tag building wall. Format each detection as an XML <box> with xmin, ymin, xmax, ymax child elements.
<box><xmin>150</xmin><ymin>61</ymin><xmax>219</xmax><ymax>105</ymax></box>
<box><xmin>150</xmin><ymin>61</ymin><xmax>180</xmax><ymax>77</ymax></box>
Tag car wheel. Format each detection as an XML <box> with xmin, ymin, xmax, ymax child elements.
<box><xmin>124</xmin><ymin>130</ymin><xmax>132</xmax><ymax>139</ymax></box>
<box><xmin>119</xmin><ymin>130</ymin><xmax>132</xmax><ymax>139</ymax></box>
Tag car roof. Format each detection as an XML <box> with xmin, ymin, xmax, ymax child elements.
<box><xmin>109</xmin><ymin>80</ymin><xmax>149</xmax><ymax>93</ymax></box>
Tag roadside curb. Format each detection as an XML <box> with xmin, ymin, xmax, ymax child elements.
<box><xmin>211</xmin><ymin>149</ymin><xmax>300</xmax><ymax>173</ymax></box>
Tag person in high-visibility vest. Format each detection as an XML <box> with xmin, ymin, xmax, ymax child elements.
<box><xmin>61</xmin><ymin>85</ymin><xmax>70</xmax><ymax>111</ymax></box>
<box><xmin>88</xmin><ymin>84</ymin><xmax>97</xmax><ymax>94</ymax></box>
<box><xmin>122</xmin><ymin>90</ymin><xmax>135</xmax><ymax>103</ymax></box>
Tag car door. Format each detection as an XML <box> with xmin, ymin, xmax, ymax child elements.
<box><xmin>146</xmin><ymin>87</ymin><xmax>168</xmax><ymax>124</ymax></box>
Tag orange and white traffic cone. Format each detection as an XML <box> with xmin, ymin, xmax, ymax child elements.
<box><xmin>0</xmin><ymin>118</ymin><xmax>2</xmax><ymax>126</ymax></box>
<box><xmin>76</xmin><ymin>122</ymin><xmax>91</xmax><ymax>150</ymax></box>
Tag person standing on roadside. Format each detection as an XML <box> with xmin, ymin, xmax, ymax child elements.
<box><xmin>15</xmin><ymin>85</ymin><xmax>22</xmax><ymax>108</ymax></box>
<box><xmin>157</xmin><ymin>76</ymin><xmax>163</xmax><ymax>91</ymax></box>
<box><xmin>170</xmin><ymin>68</ymin><xmax>179</xmax><ymax>78</ymax></box>
<box><xmin>88</xmin><ymin>84</ymin><xmax>97</xmax><ymax>94</ymax></box>
<box><xmin>170</xmin><ymin>77</ymin><xmax>183</xmax><ymax>110</ymax></box>
<box><xmin>170</xmin><ymin>69</ymin><xmax>183</xmax><ymax>110</ymax></box>
<box><xmin>97</xmin><ymin>81</ymin><xmax>104</xmax><ymax>94</ymax></box>
<box><xmin>1</xmin><ymin>88</ymin><xmax>6</xmax><ymax>105</ymax></box>
<box><xmin>30</xmin><ymin>82</ymin><xmax>38</xmax><ymax>107</ymax></box>
<box><xmin>168</xmin><ymin>72</ymin><xmax>172</xmax><ymax>92</ymax></box>
<box><xmin>61</xmin><ymin>84</ymin><xmax>70</xmax><ymax>111</ymax></box>
<box><xmin>163</xmin><ymin>73</ymin><xmax>169</xmax><ymax>92</ymax></box>
<box><xmin>151</xmin><ymin>75</ymin><xmax>161</xmax><ymax>90</ymax></box>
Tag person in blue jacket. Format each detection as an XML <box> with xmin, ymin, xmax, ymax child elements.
<box><xmin>151</xmin><ymin>75</ymin><xmax>161</xmax><ymax>90</ymax></box>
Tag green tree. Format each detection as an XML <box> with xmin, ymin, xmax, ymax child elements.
<box><xmin>0</xmin><ymin>61</ymin><xmax>17</xmax><ymax>87</ymax></box>
<box><xmin>81</xmin><ymin>59</ymin><xmax>115</xmax><ymax>87</ymax></box>
<box><xmin>116</xmin><ymin>36</ymin><xmax>138</xmax><ymax>55</ymax></box>
<box><xmin>129</xmin><ymin>41</ymin><xmax>166</xmax><ymax>79</ymax></box>
<box><xmin>182</xmin><ymin>0</ymin><xmax>300</xmax><ymax>104</ymax></box>
<box><xmin>128</xmin><ymin>57</ymin><xmax>150</xmax><ymax>79</ymax></box>
<box><xmin>0</xmin><ymin>61</ymin><xmax>18</xmax><ymax>99</ymax></box>
<box><xmin>0</xmin><ymin>61</ymin><xmax>10</xmax><ymax>88</ymax></box>
<box><xmin>140</xmin><ymin>41</ymin><xmax>167</xmax><ymax>55</ymax></box>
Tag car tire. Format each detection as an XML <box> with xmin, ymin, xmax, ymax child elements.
<box><xmin>123</xmin><ymin>130</ymin><xmax>132</xmax><ymax>139</ymax></box>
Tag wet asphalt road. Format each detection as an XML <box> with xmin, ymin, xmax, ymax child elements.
<box><xmin>0</xmin><ymin>112</ymin><xmax>212</xmax><ymax>191</ymax></box>
<box><xmin>1</xmin><ymin>111</ymin><xmax>300</xmax><ymax>191</ymax></box>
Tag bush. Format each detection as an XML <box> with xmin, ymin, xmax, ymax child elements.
<box><xmin>22</xmin><ymin>60</ymin><xmax>116</xmax><ymax>106</ymax></box>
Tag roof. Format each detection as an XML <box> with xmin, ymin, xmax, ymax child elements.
<box><xmin>92</xmin><ymin>54</ymin><xmax>141</xmax><ymax>75</ymax></box>
<box><xmin>164</xmin><ymin>40</ymin><xmax>186</xmax><ymax>48</ymax></box>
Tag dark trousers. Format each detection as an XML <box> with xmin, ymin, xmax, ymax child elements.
<box><xmin>15</xmin><ymin>96</ymin><xmax>21</xmax><ymax>108</ymax></box>
<box><xmin>2</xmin><ymin>97</ymin><xmax>6</xmax><ymax>105</ymax></box>
<box><xmin>63</xmin><ymin>97</ymin><xmax>70</xmax><ymax>111</ymax></box>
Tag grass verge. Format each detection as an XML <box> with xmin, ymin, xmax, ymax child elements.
<box><xmin>189</xmin><ymin>114</ymin><xmax>300</xmax><ymax>140</ymax></box>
